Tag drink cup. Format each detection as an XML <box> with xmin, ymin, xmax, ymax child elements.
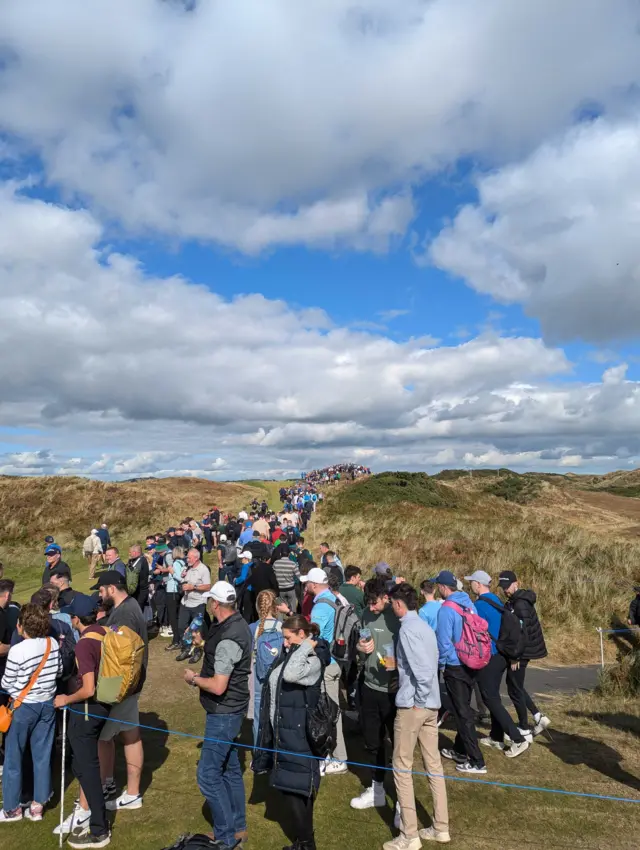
<box><xmin>383</xmin><ymin>643</ymin><xmax>396</xmax><ymax>670</ymax></box>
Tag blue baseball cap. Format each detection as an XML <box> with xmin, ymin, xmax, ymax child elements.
<box><xmin>66</xmin><ymin>592</ymin><xmax>99</xmax><ymax>618</ymax></box>
<box><xmin>429</xmin><ymin>570</ymin><xmax>457</xmax><ymax>588</ymax></box>
<box><xmin>45</xmin><ymin>545</ymin><xmax>62</xmax><ymax>555</ymax></box>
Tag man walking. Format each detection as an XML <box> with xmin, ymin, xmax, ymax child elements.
<box><xmin>350</xmin><ymin>577</ymin><xmax>399</xmax><ymax>811</ymax></box>
<box><xmin>383</xmin><ymin>583</ymin><xmax>450</xmax><ymax>849</ymax></box>
<box><xmin>498</xmin><ymin>571</ymin><xmax>550</xmax><ymax>737</ymax></box>
<box><xmin>303</xmin><ymin>567</ymin><xmax>348</xmax><ymax>775</ymax></box>
<box><xmin>92</xmin><ymin>570</ymin><xmax>149</xmax><ymax>812</ymax></box>
<box><xmin>183</xmin><ymin>581</ymin><xmax>251</xmax><ymax>850</ymax></box>
<box><xmin>464</xmin><ymin>571</ymin><xmax>529</xmax><ymax>758</ymax></box>
<box><xmin>432</xmin><ymin>570</ymin><xmax>486</xmax><ymax>775</ymax></box>
<box><xmin>272</xmin><ymin>545</ymin><xmax>300</xmax><ymax>614</ymax></box>
<box><xmin>83</xmin><ymin>529</ymin><xmax>103</xmax><ymax>580</ymax></box>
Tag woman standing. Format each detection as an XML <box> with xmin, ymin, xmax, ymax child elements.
<box><xmin>249</xmin><ymin>590</ymin><xmax>282</xmax><ymax>745</ymax></box>
<box><xmin>164</xmin><ymin>546</ymin><xmax>186</xmax><ymax>651</ymax></box>
<box><xmin>0</xmin><ymin>604</ymin><xmax>61</xmax><ymax>823</ymax></box>
<box><xmin>254</xmin><ymin>615</ymin><xmax>330</xmax><ymax>850</ymax></box>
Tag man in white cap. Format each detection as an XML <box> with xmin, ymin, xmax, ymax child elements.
<box><xmin>465</xmin><ymin>570</ymin><xmax>530</xmax><ymax>759</ymax></box>
<box><xmin>82</xmin><ymin>528</ymin><xmax>103</xmax><ymax>579</ymax></box>
<box><xmin>302</xmin><ymin>567</ymin><xmax>348</xmax><ymax>776</ymax></box>
<box><xmin>184</xmin><ymin>581</ymin><xmax>252</xmax><ymax>850</ymax></box>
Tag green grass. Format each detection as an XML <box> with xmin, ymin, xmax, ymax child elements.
<box><xmin>327</xmin><ymin>472</ymin><xmax>460</xmax><ymax>516</ymax></box>
<box><xmin>483</xmin><ymin>473</ymin><xmax>541</xmax><ymax>504</ymax></box>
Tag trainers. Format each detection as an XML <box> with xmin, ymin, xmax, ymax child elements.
<box><xmin>67</xmin><ymin>831</ymin><xmax>111</xmax><ymax>848</ymax></box>
<box><xmin>321</xmin><ymin>758</ymin><xmax>348</xmax><ymax>776</ymax></box>
<box><xmin>455</xmin><ymin>762</ymin><xmax>487</xmax><ymax>774</ymax></box>
<box><xmin>54</xmin><ymin>804</ymin><xmax>92</xmax><ymax>836</ymax></box>
<box><xmin>189</xmin><ymin>647</ymin><xmax>204</xmax><ymax>665</ymax></box>
<box><xmin>175</xmin><ymin>649</ymin><xmax>190</xmax><ymax>662</ymax></box>
<box><xmin>518</xmin><ymin>728</ymin><xmax>534</xmax><ymax>743</ymax></box>
<box><xmin>24</xmin><ymin>803</ymin><xmax>44</xmax><ymax>822</ymax></box>
<box><xmin>165</xmin><ymin>642</ymin><xmax>181</xmax><ymax>652</ymax></box>
<box><xmin>440</xmin><ymin>748</ymin><xmax>466</xmax><ymax>763</ymax></box>
<box><xmin>0</xmin><ymin>807</ymin><xmax>23</xmax><ymax>823</ymax></box>
<box><xmin>505</xmin><ymin>740</ymin><xmax>530</xmax><ymax>759</ymax></box>
<box><xmin>105</xmin><ymin>791</ymin><xmax>143</xmax><ymax>811</ymax></box>
<box><xmin>383</xmin><ymin>835</ymin><xmax>422</xmax><ymax>850</ymax></box>
<box><xmin>532</xmin><ymin>714</ymin><xmax>551</xmax><ymax>736</ymax></box>
<box><xmin>394</xmin><ymin>802</ymin><xmax>402</xmax><ymax>831</ymax></box>
<box><xmin>419</xmin><ymin>826</ymin><xmax>451</xmax><ymax>844</ymax></box>
<box><xmin>350</xmin><ymin>782</ymin><xmax>386</xmax><ymax>809</ymax></box>
<box><xmin>480</xmin><ymin>737</ymin><xmax>505</xmax><ymax>750</ymax></box>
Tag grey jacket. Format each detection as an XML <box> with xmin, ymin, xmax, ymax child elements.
<box><xmin>396</xmin><ymin>611</ymin><xmax>440</xmax><ymax>710</ymax></box>
<box><xmin>268</xmin><ymin>638</ymin><xmax>322</xmax><ymax>727</ymax></box>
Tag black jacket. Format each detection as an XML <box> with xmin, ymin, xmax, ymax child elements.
<box><xmin>249</xmin><ymin>560</ymin><xmax>279</xmax><ymax>598</ymax></box>
<box><xmin>629</xmin><ymin>595</ymin><xmax>640</xmax><ymax>626</ymax></box>
<box><xmin>507</xmin><ymin>590</ymin><xmax>547</xmax><ymax>660</ymax></box>
<box><xmin>253</xmin><ymin>638</ymin><xmax>330</xmax><ymax>796</ymax></box>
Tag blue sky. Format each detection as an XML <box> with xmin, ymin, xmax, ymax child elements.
<box><xmin>1</xmin><ymin>0</ymin><xmax>640</xmax><ymax>479</ymax></box>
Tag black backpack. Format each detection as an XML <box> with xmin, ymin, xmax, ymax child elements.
<box><xmin>161</xmin><ymin>836</ymin><xmax>217</xmax><ymax>850</ymax></box>
<box><xmin>304</xmin><ymin>679</ymin><xmax>339</xmax><ymax>758</ymax></box>
<box><xmin>482</xmin><ymin>597</ymin><xmax>526</xmax><ymax>660</ymax></box>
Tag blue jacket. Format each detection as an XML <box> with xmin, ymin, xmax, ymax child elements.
<box><xmin>475</xmin><ymin>592</ymin><xmax>502</xmax><ymax>655</ymax></box>
<box><xmin>436</xmin><ymin>591</ymin><xmax>477</xmax><ymax>668</ymax></box>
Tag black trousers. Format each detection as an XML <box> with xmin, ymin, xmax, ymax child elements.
<box><xmin>178</xmin><ymin>603</ymin><xmax>205</xmax><ymax>643</ymax></box>
<box><xmin>281</xmin><ymin>790</ymin><xmax>314</xmax><ymax>843</ymax></box>
<box><xmin>360</xmin><ymin>684</ymin><xmax>396</xmax><ymax>783</ymax></box>
<box><xmin>67</xmin><ymin>702</ymin><xmax>110</xmax><ymax>837</ymax></box>
<box><xmin>443</xmin><ymin>664</ymin><xmax>484</xmax><ymax>767</ymax></box>
<box><xmin>506</xmin><ymin>659</ymin><xmax>539</xmax><ymax>729</ymax></box>
<box><xmin>477</xmin><ymin>654</ymin><xmax>523</xmax><ymax>743</ymax></box>
<box><xmin>166</xmin><ymin>591</ymin><xmax>181</xmax><ymax>643</ymax></box>
<box><xmin>153</xmin><ymin>585</ymin><xmax>168</xmax><ymax>626</ymax></box>
<box><xmin>203</xmin><ymin>527</ymin><xmax>213</xmax><ymax>552</ymax></box>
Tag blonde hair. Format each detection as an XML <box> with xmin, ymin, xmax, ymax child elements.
<box><xmin>172</xmin><ymin>546</ymin><xmax>185</xmax><ymax>561</ymax></box>
<box><xmin>256</xmin><ymin>590</ymin><xmax>278</xmax><ymax>639</ymax></box>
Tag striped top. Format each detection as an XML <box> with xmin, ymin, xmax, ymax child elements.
<box><xmin>273</xmin><ymin>556</ymin><xmax>300</xmax><ymax>592</ymax></box>
<box><xmin>1</xmin><ymin>637</ymin><xmax>62</xmax><ymax>703</ymax></box>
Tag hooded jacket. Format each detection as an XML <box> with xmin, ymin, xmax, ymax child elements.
<box><xmin>436</xmin><ymin>590</ymin><xmax>477</xmax><ymax>667</ymax></box>
<box><xmin>506</xmin><ymin>589</ymin><xmax>547</xmax><ymax>661</ymax></box>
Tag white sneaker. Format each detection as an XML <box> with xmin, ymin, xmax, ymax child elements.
<box><xmin>480</xmin><ymin>737</ymin><xmax>505</xmax><ymax>750</ymax></box>
<box><xmin>54</xmin><ymin>804</ymin><xmax>92</xmax><ymax>836</ymax></box>
<box><xmin>532</xmin><ymin>714</ymin><xmax>551</xmax><ymax>736</ymax></box>
<box><xmin>419</xmin><ymin>826</ymin><xmax>451</xmax><ymax>844</ymax></box>
<box><xmin>455</xmin><ymin>761</ymin><xmax>487</xmax><ymax>774</ymax></box>
<box><xmin>505</xmin><ymin>740</ymin><xmax>530</xmax><ymax>759</ymax></box>
<box><xmin>350</xmin><ymin>783</ymin><xmax>386</xmax><ymax>809</ymax></box>
<box><xmin>105</xmin><ymin>791</ymin><xmax>143</xmax><ymax>811</ymax></box>
<box><xmin>518</xmin><ymin>727</ymin><xmax>534</xmax><ymax>744</ymax></box>
<box><xmin>383</xmin><ymin>835</ymin><xmax>422</xmax><ymax>850</ymax></box>
<box><xmin>322</xmin><ymin>758</ymin><xmax>348</xmax><ymax>776</ymax></box>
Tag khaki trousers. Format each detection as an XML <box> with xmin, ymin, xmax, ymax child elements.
<box><xmin>87</xmin><ymin>552</ymin><xmax>100</xmax><ymax>579</ymax></box>
<box><xmin>393</xmin><ymin>707</ymin><xmax>449</xmax><ymax>838</ymax></box>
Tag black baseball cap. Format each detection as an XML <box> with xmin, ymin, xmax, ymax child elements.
<box><xmin>91</xmin><ymin>570</ymin><xmax>126</xmax><ymax>590</ymax></box>
<box><xmin>66</xmin><ymin>593</ymin><xmax>99</xmax><ymax>618</ymax></box>
<box><xmin>498</xmin><ymin>570</ymin><xmax>518</xmax><ymax>587</ymax></box>
<box><xmin>429</xmin><ymin>570</ymin><xmax>457</xmax><ymax>588</ymax></box>
<box><xmin>50</xmin><ymin>563</ymin><xmax>72</xmax><ymax>580</ymax></box>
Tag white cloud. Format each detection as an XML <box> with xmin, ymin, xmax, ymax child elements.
<box><xmin>430</xmin><ymin>115</ymin><xmax>640</xmax><ymax>343</ymax></box>
<box><xmin>1</xmin><ymin>0</ymin><xmax>640</xmax><ymax>250</ymax></box>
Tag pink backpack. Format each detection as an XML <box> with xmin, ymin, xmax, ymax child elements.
<box><xmin>442</xmin><ymin>601</ymin><xmax>491</xmax><ymax>670</ymax></box>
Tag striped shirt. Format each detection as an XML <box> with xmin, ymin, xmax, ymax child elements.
<box><xmin>273</xmin><ymin>556</ymin><xmax>300</xmax><ymax>592</ymax></box>
<box><xmin>1</xmin><ymin>637</ymin><xmax>62</xmax><ymax>703</ymax></box>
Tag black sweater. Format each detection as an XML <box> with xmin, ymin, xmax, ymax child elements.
<box><xmin>507</xmin><ymin>589</ymin><xmax>547</xmax><ymax>661</ymax></box>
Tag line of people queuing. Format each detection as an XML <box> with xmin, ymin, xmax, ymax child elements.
<box><xmin>302</xmin><ymin>463</ymin><xmax>371</xmax><ymax>487</ymax></box>
<box><xmin>1</xmin><ymin>501</ymin><xmax>552</xmax><ymax>850</ymax></box>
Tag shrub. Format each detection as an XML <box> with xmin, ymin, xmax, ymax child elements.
<box><xmin>484</xmin><ymin>473</ymin><xmax>541</xmax><ymax>504</ymax></box>
<box><xmin>327</xmin><ymin>471</ymin><xmax>459</xmax><ymax>515</ymax></box>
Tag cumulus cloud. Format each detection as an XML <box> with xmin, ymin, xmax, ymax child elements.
<box><xmin>1</xmin><ymin>0</ymin><xmax>640</xmax><ymax>250</ymax></box>
<box><xmin>430</xmin><ymin>115</ymin><xmax>640</xmax><ymax>343</ymax></box>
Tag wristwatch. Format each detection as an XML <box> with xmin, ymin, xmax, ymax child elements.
<box><xmin>190</xmin><ymin>675</ymin><xmax>199</xmax><ymax>687</ymax></box>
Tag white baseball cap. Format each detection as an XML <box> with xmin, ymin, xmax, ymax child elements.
<box><xmin>203</xmin><ymin>581</ymin><xmax>237</xmax><ymax>603</ymax></box>
<box><xmin>300</xmin><ymin>567</ymin><xmax>328</xmax><ymax>584</ymax></box>
<box><xmin>464</xmin><ymin>570</ymin><xmax>492</xmax><ymax>585</ymax></box>
<box><xmin>219</xmin><ymin>534</ymin><xmax>227</xmax><ymax>542</ymax></box>
<box><xmin>240</xmin><ymin>551</ymin><xmax>253</xmax><ymax>560</ymax></box>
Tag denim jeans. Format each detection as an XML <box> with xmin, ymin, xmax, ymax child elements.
<box><xmin>197</xmin><ymin>712</ymin><xmax>246</xmax><ymax>847</ymax></box>
<box><xmin>2</xmin><ymin>700</ymin><xmax>56</xmax><ymax>812</ymax></box>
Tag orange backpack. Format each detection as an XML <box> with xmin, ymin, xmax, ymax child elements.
<box><xmin>82</xmin><ymin>625</ymin><xmax>145</xmax><ymax>704</ymax></box>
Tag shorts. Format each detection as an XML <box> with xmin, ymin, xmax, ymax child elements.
<box><xmin>99</xmin><ymin>693</ymin><xmax>140</xmax><ymax>741</ymax></box>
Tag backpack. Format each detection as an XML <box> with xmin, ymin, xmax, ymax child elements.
<box><xmin>316</xmin><ymin>598</ymin><xmax>360</xmax><ymax>665</ymax></box>
<box><xmin>442</xmin><ymin>601</ymin><xmax>491</xmax><ymax>670</ymax></box>
<box><xmin>255</xmin><ymin>625</ymin><xmax>285</xmax><ymax>683</ymax></box>
<box><xmin>161</xmin><ymin>835</ymin><xmax>218</xmax><ymax>850</ymax></box>
<box><xmin>125</xmin><ymin>558</ymin><xmax>142</xmax><ymax>595</ymax></box>
<box><xmin>51</xmin><ymin>621</ymin><xmax>77</xmax><ymax>681</ymax></box>
<box><xmin>286</xmin><ymin>528</ymin><xmax>297</xmax><ymax>546</ymax></box>
<box><xmin>481</xmin><ymin>597</ymin><xmax>526</xmax><ymax>660</ymax></box>
<box><xmin>82</xmin><ymin>625</ymin><xmax>145</xmax><ymax>704</ymax></box>
<box><xmin>223</xmin><ymin>542</ymin><xmax>238</xmax><ymax>564</ymax></box>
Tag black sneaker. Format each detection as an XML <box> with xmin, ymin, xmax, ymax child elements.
<box><xmin>67</xmin><ymin>830</ymin><xmax>111</xmax><ymax>848</ymax></box>
<box><xmin>165</xmin><ymin>643</ymin><xmax>181</xmax><ymax>652</ymax></box>
<box><xmin>189</xmin><ymin>647</ymin><xmax>204</xmax><ymax>665</ymax></box>
<box><xmin>102</xmin><ymin>778</ymin><xmax>117</xmax><ymax>799</ymax></box>
<box><xmin>175</xmin><ymin>649</ymin><xmax>190</xmax><ymax>662</ymax></box>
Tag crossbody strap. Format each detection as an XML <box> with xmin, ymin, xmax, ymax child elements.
<box><xmin>12</xmin><ymin>638</ymin><xmax>52</xmax><ymax>710</ymax></box>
